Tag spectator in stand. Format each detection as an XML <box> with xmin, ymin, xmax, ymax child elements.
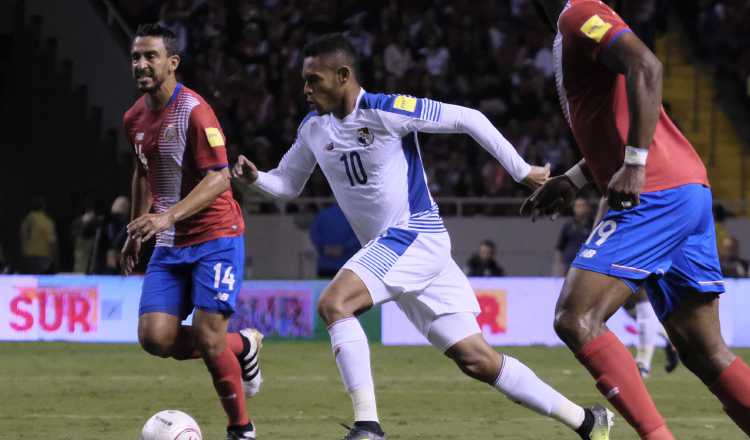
<box><xmin>720</xmin><ymin>236</ymin><xmax>749</xmax><ymax>278</ymax></box>
<box><xmin>309</xmin><ymin>203</ymin><xmax>360</xmax><ymax>278</ymax></box>
<box><xmin>70</xmin><ymin>199</ymin><xmax>103</xmax><ymax>273</ymax></box>
<box><xmin>158</xmin><ymin>0</ymin><xmax>190</xmax><ymax>55</ymax></box>
<box><xmin>420</xmin><ymin>35</ymin><xmax>451</xmax><ymax>78</ymax></box>
<box><xmin>90</xmin><ymin>196</ymin><xmax>130</xmax><ymax>274</ymax></box>
<box><xmin>466</xmin><ymin>240</ymin><xmax>506</xmax><ymax>277</ymax></box>
<box><xmin>383</xmin><ymin>31</ymin><xmax>414</xmax><ymax>80</ymax></box>
<box><xmin>19</xmin><ymin>196</ymin><xmax>58</xmax><ymax>274</ymax></box>
<box><xmin>553</xmin><ymin>196</ymin><xmax>593</xmax><ymax>277</ymax></box>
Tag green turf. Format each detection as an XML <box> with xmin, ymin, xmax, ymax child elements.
<box><xmin>1</xmin><ymin>342</ymin><xmax>747</xmax><ymax>439</ymax></box>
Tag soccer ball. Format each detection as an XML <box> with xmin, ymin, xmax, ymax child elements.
<box><xmin>141</xmin><ymin>410</ymin><xmax>202</xmax><ymax>440</ymax></box>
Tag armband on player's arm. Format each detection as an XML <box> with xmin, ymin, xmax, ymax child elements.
<box><xmin>564</xmin><ymin>160</ymin><xmax>594</xmax><ymax>189</ymax></box>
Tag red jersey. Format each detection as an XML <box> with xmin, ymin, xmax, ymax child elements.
<box><xmin>123</xmin><ymin>83</ymin><xmax>244</xmax><ymax>247</ymax></box>
<box><xmin>555</xmin><ymin>0</ymin><xmax>709</xmax><ymax>192</ymax></box>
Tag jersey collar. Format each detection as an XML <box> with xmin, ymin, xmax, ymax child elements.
<box><xmin>147</xmin><ymin>82</ymin><xmax>182</xmax><ymax>112</ymax></box>
<box><xmin>341</xmin><ymin>87</ymin><xmax>366</xmax><ymax>122</ymax></box>
<box><xmin>166</xmin><ymin>82</ymin><xmax>183</xmax><ymax>107</ymax></box>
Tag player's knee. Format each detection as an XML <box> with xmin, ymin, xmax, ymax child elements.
<box><xmin>139</xmin><ymin>332</ymin><xmax>173</xmax><ymax>358</ymax></box>
<box><xmin>317</xmin><ymin>291</ymin><xmax>349</xmax><ymax>324</ymax></box>
<box><xmin>553</xmin><ymin>309</ymin><xmax>598</xmax><ymax>346</ymax></box>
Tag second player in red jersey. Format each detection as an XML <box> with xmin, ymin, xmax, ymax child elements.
<box><xmin>121</xmin><ymin>24</ymin><xmax>262</xmax><ymax>440</ymax></box>
<box><xmin>526</xmin><ymin>1</ymin><xmax>750</xmax><ymax>439</ymax></box>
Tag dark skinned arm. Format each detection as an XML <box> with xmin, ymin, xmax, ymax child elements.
<box><xmin>600</xmin><ymin>31</ymin><xmax>663</xmax><ymax>210</ymax></box>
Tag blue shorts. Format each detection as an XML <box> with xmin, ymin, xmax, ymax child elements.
<box><xmin>571</xmin><ymin>184</ymin><xmax>724</xmax><ymax>320</ymax></box>
<box><xmin>139</xmin><ymin>236</ymin><xmax>245</xmax><ymax>319</ymax></box>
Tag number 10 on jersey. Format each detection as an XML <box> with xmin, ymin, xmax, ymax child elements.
<box><xmin>340</xmin><ymin>152</ymin><xmax>368</xmax><ymax>186</ymax></box>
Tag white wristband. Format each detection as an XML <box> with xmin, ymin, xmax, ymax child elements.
<box><xmin>564</xmin><ymin>164</ymin><xmax>589</xmax><ymax>189</ymax></box>
<box><xmin>624</xmin><ymin>145</ymin><xmax>648</xmax><ymax>166</ymax></box>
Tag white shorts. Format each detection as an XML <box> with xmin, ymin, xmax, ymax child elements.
<box><xmin>343</xmin><ymin>229</ymin><xmax>481</xmax><ymax>351</ymax></box>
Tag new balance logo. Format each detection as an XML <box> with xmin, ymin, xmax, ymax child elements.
<box><xmin>581</xmin><ymin>249</ymin><xmax>597</xmax><ymax>258</ymax></box>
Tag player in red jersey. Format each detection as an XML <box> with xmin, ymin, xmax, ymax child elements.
<box><xmin>524</xmin><ymin>1</ymin><xmax>750</xmax><ymax>439</ymax></box>
<box><xmin>122</xmin><ymin>24</ymin><xmax>263</xmax><ymax>440</ymax></box>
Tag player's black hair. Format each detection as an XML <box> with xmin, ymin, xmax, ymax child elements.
<box><xmin>302</xmin><ymin>33</ymin><xmax>360</xmax><ymax>78</ymax></box>
<box><xmin>133</xmin><ymin>23</ymin><xmax>180</xmax><ymax>56</ymax></box>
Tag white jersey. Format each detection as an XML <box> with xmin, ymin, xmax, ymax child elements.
<box><xmin>253</xmin><ymin>88</ymin><xmax>532</xmax><ymax>244</ymax></box>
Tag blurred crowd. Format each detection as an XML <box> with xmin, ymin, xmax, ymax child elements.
<box><xmin>676</xmin><ymin>0</ymin><xmax>750</xmax><ymax>104</ymax></box>
<box><xmin>112</xmin><ymin>0</ymin><xmax>750</xmax><ymax>202</ymax></box>
<box><xmin>116</xmin><ymin>0</ymin><xmax>581</xmax><ymax>201</ymax></box>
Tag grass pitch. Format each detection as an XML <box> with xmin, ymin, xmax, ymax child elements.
<box><xmin>2</xmin><ymin>342</ymin><xmax>747</xmax><ymax>439</ymax></box>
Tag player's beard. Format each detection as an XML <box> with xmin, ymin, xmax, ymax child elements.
<box><xmin>135</xmin><ymin>72</ymin><xmax>162</xmax><ymax>93</ymax></box>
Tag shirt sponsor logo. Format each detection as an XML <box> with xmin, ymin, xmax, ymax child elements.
<box><xmin>356</xmin><ymin>127</ymin><xmax>374</xmax><ymax>147</ymax></box>
<box><xmin>205</xmin><ymin>127</ymin><xmax>224</xmax><ymax>147</ymax></box>
<box><xmin>393</xmin><ymin>95</ymin><xmax>417</xmax><ymax>112</ymax></box>
<box><xmin>580</xmin><ymin>14</ymin><xmax>613</xmax><ymax>43</ymax></box>
<box><xmin>163</xmin><ymin>124</ymin><xmax>177</xmax><ymax>143</ymax></box>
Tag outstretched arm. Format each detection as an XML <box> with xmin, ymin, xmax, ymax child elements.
<box><xmin>377</xmin><ymin>96</ymin><xmax>548</xmax><ymax>188</ymax></box>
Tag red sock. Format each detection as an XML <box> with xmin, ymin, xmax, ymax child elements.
<box><xmin>709</xmin><ymin>357</ymin><xmax>750</xmax><ymax>435</ymax></box>
<box><xmin>204</xmin><ymin>346</ymin><xmax>249</xmax><ymax>427</ymax></box>
<box><xmin>576</xmin><ymin>331</ymin><xmax>673</xmax><ymax>439</ymax></box>
<box><xmin>226</xmin><ymin>332</ymin><xmax>244</xmax><ymax>356</ymax></box>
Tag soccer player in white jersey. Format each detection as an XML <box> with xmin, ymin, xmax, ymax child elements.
<box><xmin>232</xmin><ymin>34</ymin><xmax>613</xmax><ymax>440</ymax></box>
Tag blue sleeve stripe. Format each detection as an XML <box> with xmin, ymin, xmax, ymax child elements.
<box><xmin>605</xmin><ymin>28</ymin><xmax>632</xmax><ymax>49</ymax></box>
<box><xmin>419</xmin><ymin>99</ymin><xmax>442</xmax><ymax>122</ymax></box>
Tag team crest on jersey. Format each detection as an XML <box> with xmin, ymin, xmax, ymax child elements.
<box><xmin>163</xmin><ymin>124</ymin><xmax>178</xmax><ymax>143</ymax></box>
<box><xmin>357</xmin><ymin>127</ymin><xmax>374</xmax><ymax>147</ymax></box>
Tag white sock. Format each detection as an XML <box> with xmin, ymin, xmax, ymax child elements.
<box><xmin>635</xmin><ymin>301</ymin><xmax>659</xmax><ymax>370</ymax></box>
<box><xmin>494</xmin><ymin>354</ymin><xmax>585</xmax><ymax>431</ymax></box>
<box><xmin>328</xmin><ymin>317</ymin><xmax>378</xmax><ymax>422</ymax></box>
